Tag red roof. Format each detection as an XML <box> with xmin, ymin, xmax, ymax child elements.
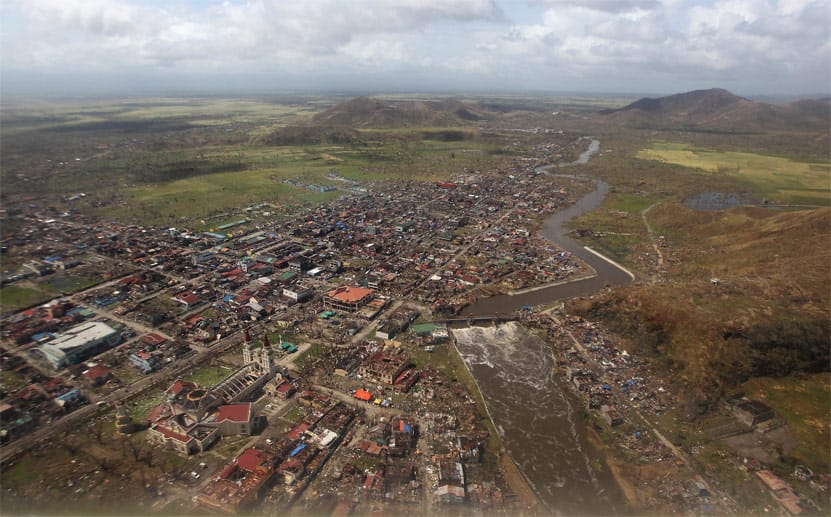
<box><xmin>276</xmin><ymin>382</ymin><xmax>294</xmax><ymax>394</ymax></box>
<box><xmin>325</xmin><ymin>286</ymin><xmax>374</xmax><ymax>304</ymax></box>
<box><xmin>82</xmin><ymin>364</ymin><xmax>111</xmax><ymax>381</ymax></box>
<box><xmin>142</xmin><ymin>333</ymin><xmax>166</xmax><ymax>346</ymax></box>
<box><xmin>354</xmin><ymin>389</ymin><xmax>372</xmax><ymax>401</ymax></box>
<box><xmin>217</xmin><ymin>403</ymin><xmax>251</xmax><ymax>423</ymax></box>
<box><xmin>288</xmin><ymin>422</ymin><xmax>309</xmax><ymax>440</ymax></box>
<box><xmin>173</xmin><ymin>292</ymin><xmax>201</xmax><ymax>304</ymax></box>
<box><xmin>147</xmin><ymin>404</ymin><xmax>171</xmax><ymax>423</ymax></box>
<box><xmin>153</xmin><ymin>424</ymin><xmax>192</xmax><ymax>444</ymax></box>
<box><xmin>166</xmin><ymin>379</ymin><xmax>196</xmax><ymax>396</ymax></box>
<box><xmin>237</xmin><ymin>448</ymin><xmax>268</xmax><ymax>472</ymax></box>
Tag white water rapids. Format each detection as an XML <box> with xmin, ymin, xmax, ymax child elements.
<box><xmin>453</xmin><ymin>322</ymin><xmax>626</xmax><ymax>515</ymax></box>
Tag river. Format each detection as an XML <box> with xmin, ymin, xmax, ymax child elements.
<box><xmin>462</xmin><ymin>138</ymin><xmax>632</xmax><ymax>315</ymax></box>
<box><xmin>454</xmin><ymin>139</ymin><xmax>631</xmax><ymax>514</ymax></box>
<box><xmin>454</xmin><ymin>323</ymin><xmax>627</xmax><ymax>515</ymax></box>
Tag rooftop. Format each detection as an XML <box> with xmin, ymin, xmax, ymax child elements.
<box><xmin>325</xmin><ymin>286</ymin><xmax>374</xmax><ymax>303</ymax></box>
<box><xmin>217</xmin><ymin>403</ymin><xmax>251</xmax><ymax>423</ymax></box>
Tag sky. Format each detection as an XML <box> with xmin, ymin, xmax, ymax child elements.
<box><xmin>1</xmin><ymin>0</ymin><xmax>829</xmax><ymax>97</ymax></box>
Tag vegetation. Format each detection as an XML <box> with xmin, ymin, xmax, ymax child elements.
<box><xmin>185</xmin><ymin>365</ymin><xmax>233</xmax><ymax>387</ymax></box>
<box><xmin>637</xmin><ymin>142</ymin><xmax>831</xmax><ymax>206</ymax></box>
<box><xmin>742</xmin><ymin>373</ymin><xmax>831</xmax><ymax>471</ymax></box>
<box><xmin>1</xmin><ymin>95</ymin><xmax>519</xmax><ymax>226</ymax></box>
<box><xmin>0</xmin><ymin>285</ymin><xmax>46</xmax><ymax>312</ymax></box>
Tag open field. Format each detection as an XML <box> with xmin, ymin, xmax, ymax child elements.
<box><xmin>637</xmin><ymin>142</ymin><xmax>831</xmax><ymax>206</ymax></box>
<box><xmin>1</xmin><ymin>96</ymin><xmax>518</xmax><ymax>225</ymax></box>
<box><xmin>0</xmin><ymin>274</ymin><xmax>103</xmax><ymax>313</ymax></box>
<box><xmin>741</xmin><ymin>373</ymin><xmax>831</xmax><ymax>471</ymax></box>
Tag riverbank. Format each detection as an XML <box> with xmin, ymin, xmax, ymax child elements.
<box><xmin>499</xmin><ymin>450</ymin><xmax>543</xmax><ymax>513</ymax></box>
<box><xmin>507</xmin><ymin>270</ymin><xmax>597</xmax><ymax>296</ymax></box>
<box><xmin>585</xmin><ymin>426</ymin><xmax>642</xmax><ymax>509</ymax></box>
<box><xmin>448</xmin><ymin>337</ymin><xmax>543</xmax><ymax>513</ymax></box>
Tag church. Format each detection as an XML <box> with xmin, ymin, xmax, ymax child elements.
<box><xmin>145</xmin><ymin>331</ymin><xmax>277</xmax><ymax>455</ymax></box>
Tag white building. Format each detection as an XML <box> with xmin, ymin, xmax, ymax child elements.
<box><xmin>39</xmin><ymin>321</ymin><xmax>121</xmax><ymax>368</ymax></box>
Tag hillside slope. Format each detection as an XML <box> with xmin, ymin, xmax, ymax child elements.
<box><xmin>572</xmin><ymin>205</ymin><xmax>831</xmax><ymax>411</ymax></box>
<box><xmin>312</xmin><ymin>97</ymin><xmax>492</xmax><ymax>128</ymax></box>
<box><xmin>602</xmin><ymin>88</ymin><xmax>830</xmax><ymax>132</ymax></box>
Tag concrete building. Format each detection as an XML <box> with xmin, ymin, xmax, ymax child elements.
<box><xmin>39</xmin><ymin>321</ymin><xmax>121</xmax><ymax>369</ymax></box>
<box><xmin>194</xmin><ymin>448</ymin><xmax>276</xmax><ymax>514</ymax></box>
<box><xmin>323</xmin><ymin>286</ymin><xmax>374</xmax><ymax>312</ymax></box>
<box><xmin>146</xmin><ymin>331</ymin><xmax>274</xmax><ymax>456</ymax></box>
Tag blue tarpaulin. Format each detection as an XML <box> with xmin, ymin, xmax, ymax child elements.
<box><xmin>289</xmin><ymin>443</ymin><xmax>306</xmax><ymax>457</ymax></box>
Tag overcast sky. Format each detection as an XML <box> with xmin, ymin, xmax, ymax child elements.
<box><xmin>1</xmin><ymin>0</ymin><xmax>829</xmax><ymax>97</ymax></box>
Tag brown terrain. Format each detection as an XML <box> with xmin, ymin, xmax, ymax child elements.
<box><xmin>600</xmin><ymin>88</ymin><xmax>831</xmax><ymax>132</ymax></box>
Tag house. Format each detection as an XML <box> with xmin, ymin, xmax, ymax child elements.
<box><xmin>129</xmin><ymin>350</ymin><xmax>159</xmax><ymax>374</ymax></box>
<box><xmin>81</xmin><ymin>364</ymin><xmax>112</xmax><ymax>387</ymax></box>
<box><xmin>358</xmin><ymin>350</ymin><xmax>408</xmax><ymax>385</ymax></box>
<box><xmin>434</xmin><ymin>484</ymin><xmax>466</xmax><ymax>504</ymax></box>
<box><xmin>274</xmin><ymin>382</ymin><xmax>296</xmax><ymax>400</ymax></box>
<box><xmin>732</xmin><ymin>399</ymin><xmax>775</xmax><ymax>428</ymax></box>
<box><xmin>172</xmin><ymin>291</ymin><xmax>202</xmax><ymax>309</ymax></box>
<box><xmin>194</xmin><ymin>447</ymin><xmax>276</xmax><ymax>514</ymax></box>
<box><xmin>599</xmin><ymin>405</ymin><xmax>623</xmax><ymax>427</ymax></box>
<box><xmin>354</xmin><ymin>389</ymin><xmax>372</xmax><ymax>402</ymax></box>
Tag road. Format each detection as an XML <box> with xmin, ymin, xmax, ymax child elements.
<box><xmin>0</xmin><ymin>324</ymin><xmax>257</xmax><ymax>464</ymax></box>
<box><xmin>641</xmin><ymin>202</ymin><xmax>664</xmax><ymax>284</ymax></box>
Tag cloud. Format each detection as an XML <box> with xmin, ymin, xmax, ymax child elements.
<box><xmin>0</xmin><ymin>0</ymin><xmax>828</xmax><ymax>95</ymax></box>
<box><xmin>3</xmin><ymin>0</ymin><xmax>505</xmax><ymax>69</ymax></box>
<box><xmin>537</xmin><ymin>0</ymin><xmax>660</xmax><ymax>13</ymax></box>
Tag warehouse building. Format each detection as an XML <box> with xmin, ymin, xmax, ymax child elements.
<box><xmin>39</xmin><ymin>321</ymin><xmax>121</xmax><ymax>369</ymax></box>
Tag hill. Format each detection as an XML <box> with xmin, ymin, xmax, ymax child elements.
<box><xmin>253</xmin><ymin>125</ymin><xmax>362</xmax><ymax>146</ymax></box>
<box><xmin>571</xmin><ymin>205</ymin><xmax>831</xmax><ymax>411</ymax></box>
<box><xmin>602</xmin><ymin>88</ymin><xmax>831</xmax><ymax>132</ymax></box>
<box><xmin>311</xmin><ymin>97</ymin><xmax>492</xmax><ymax>128</ymax></box>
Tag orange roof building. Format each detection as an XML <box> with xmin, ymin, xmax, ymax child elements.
<box><xmin>323</xmin><ymin>286</ymin><xmax>375</xmax><ymax>312</ymax></box>
<box><xmin>354</xmin><ymin>389</ymin><xmax>372</xmax><ymax>402</ymax></box>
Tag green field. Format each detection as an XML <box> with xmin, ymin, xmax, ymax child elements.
<box><xmin>0</xmin><ymin>285</ymin><xmax>45</xmax><ymax>312</ymax></box>
<box><xmin>185</xmin><ymin>364</ymin><xmax>234</xmax><ymax>387</ymax></box>
<box><xmin>742</xmin><ymin>373</ymin><xmax>831</xmax><ymax>471</ymax></box>
<box><xmin>1</xmin><ymin>96</ymin><xmax>513</xmax><ymax>225</ymax></box>
<box><xmin>637</xmin><ymin>142</ymin><xmax>831</xmax><ymax>206</ymax></box>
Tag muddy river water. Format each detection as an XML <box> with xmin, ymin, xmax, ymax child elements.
<box><xmin>454</xmin><ymin>139</ymin><xmax>632</xmax><ymax>514</ymax></box>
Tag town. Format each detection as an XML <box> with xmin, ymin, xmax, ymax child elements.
<box><xmin>2</xmin><ymin>122</ymin><xmax>826</xmax><ymax>516</ymax></box>
<box><xmin>0</xmin><ymin>135</ymin><xmax>602</xmax><ymax>514</ymax></box>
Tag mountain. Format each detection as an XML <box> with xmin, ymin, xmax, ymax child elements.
<box><xmin>602</xmin><ymin>88</ymin><xmax>830</xmax><ymax>132</ymax></box>
<box><xmin>311</xmin><ymin>97</ymin><xmax>492</xmax><ymax>128</ymax></box>
<box><xmin>253</xmin><ymin>125</ymin><xmax>362</xmax><ymax>146</ymax></box>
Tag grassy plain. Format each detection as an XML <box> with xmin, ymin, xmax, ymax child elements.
<box><xmin>1</xmin><ymin>96</ymin><xmax>513</xmax><ymax>225</ymax></box>
<box><xmin>637</xmin><ymin>142</ymin><xmax>831</xmax><ymax>206</ymax></box>
<box><xmin>742</xmin><ymin>373</ymin><xmax>831</xmax><ymax>470</ymax></box>
<box><xmin>0</xmin><ymin>274</ymin><xmax>101</xmax><ymax>313</ymax></box>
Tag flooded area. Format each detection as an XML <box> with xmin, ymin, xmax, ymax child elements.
<box><xmin>453</xmin><ymin>323</ymin><xmax>627</xmax><ymax>515</ymax></box>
